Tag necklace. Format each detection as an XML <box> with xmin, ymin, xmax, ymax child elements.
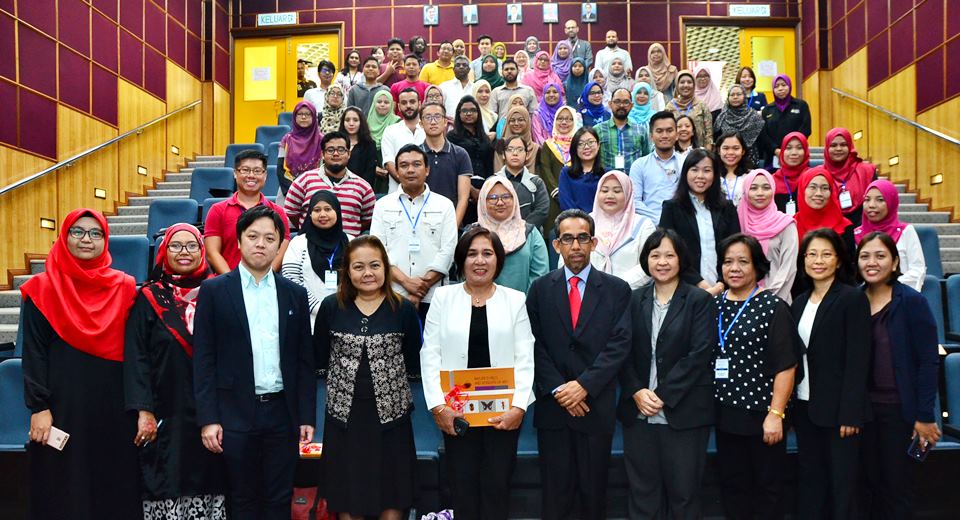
<box><xmin>464</xmin><ymin>284</ymin><xmax>495</xmax><ymax>306</ymax></box>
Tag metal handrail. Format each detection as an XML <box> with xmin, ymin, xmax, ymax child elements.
<box><xmin>832</xmin><ymin>88</ymin><xmax>960</xmax><ymax>147</ymax></box>
<box><xmin>0</xmin><ymin>99</ymin><xmax>202</xmax><ymax>197</ymax></box>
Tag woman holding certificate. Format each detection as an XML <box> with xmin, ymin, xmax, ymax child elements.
<box><xmin>421</xmin><ymin>226</ymin><xmax>536</xmax><ymax>520</ymax></box>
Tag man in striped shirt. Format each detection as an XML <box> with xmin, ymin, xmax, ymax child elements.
<box><xmin>283</xmin><ymin>131</ymin><xmax>376</xmax><ymax>235</ymax></box>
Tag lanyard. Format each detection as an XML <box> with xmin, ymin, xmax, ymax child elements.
<box><xmin>401</xmin><ymin>191</ymin><xmax>431</xmax><ymax>232</ymax></box>
<box><xmin>722</xmin><ymin>175</ymin><xmax>738</xmax><ymax>202</ymax></box>
<box><xmin>717</xmin><ymin>287</ymin><xmax>759</xmax><ymax>353</ymax></box>
<box><xmin>748</xmin><ymin>91</ymin><xmax>757</xmax><ymax>108</ymax></box>
<box><xmin>671</xmin><ymin>99</ymin><xmax>692</xmax><ymax>116</ymax></box>
<box><xmin>327</xmin><ymin>243</ymin><xmax>340</xmax><ymax>270</ymax></box>
<box><xmin>782</xmin><ymin>172</ymin><xmax>794</xmax><ymax>201</ymax></box>
<box><xmin>653</xmin><ymin>153</ymin><xmax>675</xmax><ymax>176</ymax></box>
<box><xmin>554</xmin><ymin>141</ymin><xmax>571</xmax><ymax>165</ymax></box>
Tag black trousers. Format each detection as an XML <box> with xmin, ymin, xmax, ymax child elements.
<box><xmin>443</xmin><ymin>427</ymin><xmax>520</xmax><ymax>520</ymax></box>
<box><xmin>793</xmin><ymin>401</ymin><xmax>860</xmax><ymax>520</ymax></box>
<box><xmin>860</xmin><ymin>402</ymin><xmax>917</xmax><ymax>520</ymax></box>
<box><xmin>622</xmin><ymin>420</ymin><xmax>710</xmax><ymax>520</ymax></box>
<box><xmin>715</xmin><ymin>428</ymin><xmax>787</xmax><ymax>520</ymax></box>
<box><xmin>537</xmin><ymin>427</ymin><xmax>613</xmax><ymax>520</ymax></box>
<box><xmin>221</xmin><ymin>397</ymin><xmax>298</xmax><ymax>520</ymax></box>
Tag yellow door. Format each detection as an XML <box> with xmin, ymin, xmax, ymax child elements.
<box><xmin>233</xmin><ymin>33</ymin><xmax>341</xmax><ymax>144</ymax></box>
<box><xmin>739</xmin><ymin>27</ymin><xmax>797</xmax><ymax>99</ymax></box>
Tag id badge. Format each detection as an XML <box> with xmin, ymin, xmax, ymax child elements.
<box><xmin>838</xmin><ymin>190</ymin><xmax>853</xmax><ymax>210</ymax></box>
<box><xmin>785</xmin><ymin>200</ymin><xmax>797</xmax><ymax>216</ymax></box>
<box><xmin>772</xmin><ymin>156</ymin><xmax>780</xmax><ymax>169</ymax></box>
<box><xmin>614</xmin><ymin>154</ymin><xmax>625</xmax><ymax>169</ymax></box>
<box><xmin>324</xmin><ymin>270</ymin><xmax>338</xmax><ymax>290</ymax></box>
<box><xmin>408</xmin><ymin>235</ymin><xmax>421</xmax><ymax>252</ymax></box>
<box><xmin>715</xmin><ymin>358</ymin><xmax>729</xmax><ymax>380</ymax></box>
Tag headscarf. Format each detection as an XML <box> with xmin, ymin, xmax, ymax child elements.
<box><xmin>714</xmin><ymin>84</ymin><xmax>765</xmax><ymax>147</ymax></box>
<box><xmin>854</xmin><ymin>180</ymin><xmax>908</xmax><ymax>244</ymax></box>
<box><xmin>693</xmin><ymin>65</ymin><xmax>723</xmax><ymax>112</ymax></box>
<box><xmin>522</xmin><ymin>51</ymin><xmax>562</xmax><ymax>98</ymax></box>
<box><xmin>479</xmin><ymin>54</ymin><xmax>504</xmax><ymax>89</ymax></box>
<box><xmin>672</xmin><ymin>70</ymin><xmax>696</xmax><ymax>108</ymax></box>
<box><xmin>628</xmin><ymin>82</ymin><xmax>655</xmax><ymax>128</ymax></box>
<box><xmin>737</xmin><ymin>170</ymin><xmax>795</xmax><ymax>254</ymax></box>
<box><xmin>301</xmin><ymin>191</ymin><xmax>350</xmax><ymax>281</ymax></box>
<box><xmin>794</xmin><ymin>169</ymin><xmax>852</xmax><ymax>240</ymax></box>
<box><xmin>501</xmin><ymin>105</ymin><xmax>533</xmax><ymax>144</ymax></box>
<box><xmin>20</xmin><ymin>209</ymin><xmax>136</xmax><ymax>361</ymax></box>
<box><xmin>424</xmin><ymin>84</ymin><xmax>444</xmax><ymax>105</ymax></box>
<box><xmin>524</xmin><ymin>36</ymin><xmax>541</xmax><ymax>62</ymax></box>
<box><xmin>367</xmin><ymin>90</ymin><xmax>400</xmax><ymax>149</ymax></box>
<box><xmin>514</xmin><ymin>50</ymin><xmax>530</xmax><ymax>71</ymax></box>
<box><xmin>552</xmin><ymin>41</ymin><xmax>573</xmax><ymax>82</ymax></box>
<box><xmin>477</xmin><ymin>176</ymin><xmax>527</xmax><ymax>253</ymax></box>
<box><xmin>280</xmin><ymin>101</ymin><xmax>325</xmax><ymax>177</ymax></box>
<box><xmin>774</xmin><ymin>132</ymin><xmax>809</xmax><ymax>196</ymax></box>
<box><xmin>564</xmin><ymin>58</ymin><xmax>588</xmax><ymax>107</ymax></box>
<box><xmin>471</xmin><ymin>80</ymin><xmax>498</xmax><ymax>132</ymax></box>
<box><xmin>532</xmin><ymin>83</ymin><xmax>564</xmax><ymax>144</ymax></box>
<box><xmin>773</xmin><ymin>74</ymin><xmax>793</xmax><ymax>112</ymax></box>
<box><xmin>141</xmin><ymin>223</ymin><xmax>212</xmax><ymax>356</ymax></box>
<box><xmin>817</xmin><ymin>127</ymin><xmax>875</xmax><ymax>214</ymax></box>
<box><xmin>591</xmin><ymin>171</ymin><xmax>639</xmax><ymax>262</ymax></box>
<box><xmin>319</xmin><ymin>84</ymin><xmax>347</xmax><ymax>134</ymax></box>
<box><xmin>492</xmin><ymin>42</ymin><xmax>508</xmax><ymax>61</ymax></box>
<box><xmin>545</xmin><ymin>106</ymin><xmax>581</xmax><ymax>164</ymax></box>
<box><xmin>604</xmin><ymin>57</ymin><xmax>634</xmax><ymax>95</ymax></box>
<box><xmin>646</xmin><ymin>43</ymin><xmax>678</xmax><ymax>93</ymax></box>
<box><xmin>579</xmin><ymin>81</ymin><xmax>610</xmax><ymax>121</ymax></box>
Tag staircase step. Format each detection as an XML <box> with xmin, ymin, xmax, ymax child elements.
<box><xmin>899</xmin><ymin>204</ymin><xmax>929</xmax><ymax>212</ymax></box>
<box><xmin>899</xmin><ymin>193</ymin><xmax>917</xmax><ymax>204</ymax></box>
<box><xmin>0</xmin><ymin>290</ymin><xmax>21</xmax><ymax>308</ymax></box>
<box><xmin>940</xmin><ymin>236</ymin><xmax>960</xmax><ymax>248</ymax></box>
<box><xmin>940</xmin><ymin>248</ymin><xmax>960</xmax><ymax>262</ymax></box>
<box><xmin>165</xmin><ymin>173</ymin><xmax>193</xmax><ymax>182</ymax></box>
<box><xmin>13</xmin><ymin>275</ymin><xmax>33</xmax><ymax>290</ymax></box>
<box><xmin>0</xmin><ymin>308</ymin><xmax>19</xmax><ymax>325</ymax></box>
<box><xmin>155</xmin><ymin>181</ymin><xmax>192</xmax><ymax>191</ymax></box>
<box><xmin>117</xmin><ymin>205</ymin><xmax>151</xmax><ymax>216</ymax></box>
<box><xmin>107</xmin><ymin>215</ymin><xmax>148</xmax><ymax>224</ymax></box>
<box><xmin>188</xmin><ymin>161</ymin><xmax>225</xmax><ymax>168</ymax></box>
<box><xmin>110</xmin><ymin>223</ymin><xmax>149</xmax><ymax>236</ymax></box>
<box><xmin>0</xmin><ymin>324</ymin><xmax>17</xmax><ymax>346</ymax></box>
<box><xmin>195</xmin><ymin>155</ymin><xmax>225</xmax><ymax>161</ymax></box>
<box><xmin>30</xmin><ymin>260</ymin><xmax>44</xmax><ymax>275</ymax></box>
<box><xmin>943</xmin><ymin>262</ymin><xmax>960</xmax><ymax>276</ymax></box>
<box><xmin>899</xmin><ymin>212</ymin><xmax>951</xmax><ymax>224</ymax></box>
<box><xmin>126</xmin><ymin>195</ymin><xmax>188</xmax><ymax>206</ymax></box>
<box><xmin>146</xmin><ymin>189</ymin><xmax>190</xmax><ymax>198</ymax></box>
<box><xmin>918</xmin><ymin>223</ymin><xmax>960</xmax><ymax>235</ymax></box>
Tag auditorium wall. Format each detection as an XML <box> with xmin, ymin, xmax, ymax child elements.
<box><xmin>0</xmin><ymin>0</ymin><xmax>232</xmax><ymax>287</ymax></box>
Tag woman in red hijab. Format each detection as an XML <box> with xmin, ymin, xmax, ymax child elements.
<box><xmin>807</xmin><ymin>127</ymin><xmax>877</xmax><ymax>227</ymax></box>
<box><xmin>124</xmin><ymin>223</ymin><xmax>226</xmax><ymax>518</ymax></box>
<box><xmin>773</xmin><ymin>131</ymin><xmax>811</xmax><ymax>215</ymax></box>
<box><xmin>20</xmin><ymin>208</ymin><xmax>140</xmax><ymax>519</ymax></box>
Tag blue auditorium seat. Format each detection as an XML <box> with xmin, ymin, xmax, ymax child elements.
<box><xmin>147</xmin><ymin>199</ymin><xmax>199</xmax><ymax>240</ymax></box>
<box><xmin>947</xmin><ymin>275</ymin><xmax>960</xmax><ymax>342</ymax></box>
<box><xmin>265</xmin><ymin>165</ymin><xmax>280</xmax><ymax>197</ymax></box>
<box><xmin>921</xmin><ymin>274</ymin><xmax>946</xmax><ymax>344</ymax></box>
<box><xmin>108</xmin><ymin>235</ymin><xmax>150</xmax><ymax>284</ymax></box>
<box><xmin>266</xmin><ymin>142</ymin><xmax>281</xmax><ymax>168</ymax></box>
<box><xmin>916</xmin><ymin>225</ymin><xmax>943</xmax><ymax>279</ymax></box>
<box><xmin>201</xmin><ymin>197</ymin><xmax>228</xmax><ymax>222</ymax></box>
<box><xmin>188</xmin><ymin>167</ymin><xmax>235</xmax><ymax>205</ymax></box>
<box><xmin>223</xmin><ymin>143</ymin><xmax>265</xmax><ymax>168</ymax></box>
<box><xmin>255</xmin><ymin>126</ymin><xmax>290</xmax><ymax>150</ymax></box>
<box><xmin>0</xmin><ymin>359</ymin><xmax>30</xmax><ymax>451</ymax></box>
<box><xmin>943</xmin><ymin>354</ymin><xmax>960</xmax><ymax>440</ymax></box>
<box><xmin>278</xmin><ymin>112</ymin><xmax>293</xmax><ymax>128</ymax></box>
<box><xmin>410</xmin><ymin>382</ymin><xmax>443</xmax><ymax>458</ymax></box>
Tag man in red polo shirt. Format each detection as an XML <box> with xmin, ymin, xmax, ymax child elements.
<box><xmin>203</xmin><ymin>149</ymin><xmax>291</xmax><ymax>274</ymax></box>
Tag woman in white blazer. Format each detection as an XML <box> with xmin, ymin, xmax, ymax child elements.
<box><xmin>420</xmin><ymin>226</ymin><xmax>535</xmax><ymax>520</ymax></box>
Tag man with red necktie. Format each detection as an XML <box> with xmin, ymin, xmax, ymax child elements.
<box><xmin>526</xmin><ymin>208</ymin><xmax>633</xmax><ymax>520</ymax></box>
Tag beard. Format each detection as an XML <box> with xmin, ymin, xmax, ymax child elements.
<box><xmin>325</xmin><ymin>162</ymin><xmax>347</xmax><ymax>174</ymax></box>
<box><xmin>402</xmin><ymin>109</ymin><xmax>418</xmax><ymax>121</ymax></box>
<box><xmin>606</xmin><ymin>42</ymin><xmax>617</xmax><ymax>49</ymax></box>
<box><xmin>613</xmin><ymin>108</ymin><xmax>629</xmax><ymax>119</ymax></box>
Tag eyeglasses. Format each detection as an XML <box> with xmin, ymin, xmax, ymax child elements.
<box><xmin>328</xmin><ymin>91</ymin><xmax>343</xmax><ymax>98</ymax></box>
<box><xmin>167</xmin><ymin>241</ymin><xmax>201</xmax><ymax>253</ymax></box>
<box><xmin>485</xmin><ymin>193</ymin><xmax>514</xmax><ymax>204</ymax></box>
<box><xmin>588</xmin><ymin>90</ymin><xmax>603</xmax><ymax>96</ymax></box>
<box><xmin>295</xmin><ymin>113</ymin><xmax>313</xmax><ymax>119</ymax></box>
<box><xmin>460</xmin><ymin>108</ymin><xmax>478</xmax><ymax>115</ymax></box>
<box><xmin>507</xmin><ymin>117</ymin><xmax>526</xmax><ymax>124</ymax></box>
<box><xmin>611</xmin><ymin>100</ymin><xmax>632</xmax><ymax>106</ymax></box>
<box><xmin>556</xmin><ymin>116</ymin><xmax>574</xmax><ymax>123</ymax></box>
<box><xmin>320</xmin><ymin>68</ymin><xmax>333</xmax><ymax>74</ymax></box>
<box><xmin>422</xmin><ymin>114</ymin><xmax>445</xmax><ymax>123</ymax></box>
<box><xmin>805</xmin><ymin>251</ymin><xmax>835</xmax><ymax>260</ymax></box>
<box><xmin>68</xmin><ymin>227</ymin><xmax>105</xmax><ymax>240</ymax></box>
<box><xmin>558</xmin><ymin>233</ymin><xmax>593</xmax><ymax>245</ymax></box>
<box><xmin>324</xmin><ymin>146</ymin><xmax>349</xmax><ymax>155</ymax></box>
<box><xmin>236</xmin><ymin>167</ymin><xmax>266</xmax><ymax>176</ymax></box>
<box><xmin>577</xmin><ymin>140</ymin><xmax>598</xmax><ymax>149</ymax></box>
<box><xmin>805</xmin><ymin>184</ymin><xmax>831</xmax><ymax>194</ymax></box>
<box><xmin>505</xmin><ymin>146</ymin><xmax>526</xmax><ymax>154</ymax></box>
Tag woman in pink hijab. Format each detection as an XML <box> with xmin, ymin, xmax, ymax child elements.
<box><xmin>522</xmin><ymin>50</ymin><xmax>562</xmax><ymax>100</ymax></box>
<box><xmin>590</xmin><ymin>170</ymin><xmax>657</xmax><ymax>289</ymax></box>
<box><xmin>693</xmin><ymin>65</ymin><xmax>724</xmax><ymax>115</ymax></box>
<box><xmin>854</xmin><ymin>179</ymin><xmax>926</xmax><ymax>290</ymax></box>
<box><xmin>737</xmin><ymin>169</ymin><xmax>799</xmax><ymax>302</ymax></box>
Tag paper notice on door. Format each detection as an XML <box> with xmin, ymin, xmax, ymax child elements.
<box><xmin>757</xmin><ymin>60</ymin><xmax>777</xmax><ymax>77</ymax></box>
<box><xmin>252</xmin><ymin>67</ymin><xmax>271</xmax><ymax>81</ymax></box>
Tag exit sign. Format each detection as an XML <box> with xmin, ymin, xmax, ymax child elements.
<box><xmin>257</xmin><ymin>12</ymin><xmax>299</xmax><ymax>26</ymax></box>
<box><xmin>728</xmin><ymin>4</ymin><xmax>771</xmax><ymax>17</ymax></box>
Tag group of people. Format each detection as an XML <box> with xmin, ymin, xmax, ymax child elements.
<box><xmin>19</xmin><ymin>29</ymin><xmax>940</xmax><ymax>520</ymax></box>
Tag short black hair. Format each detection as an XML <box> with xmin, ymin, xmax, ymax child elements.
<box><xmin>477</xmin><ymin>34</ymin><xmax>492</xmax><ymax>44</ymax></box>
<box><xmin>718</xmin><ymin>233</ymin><xmax>770</xmax><ymax>283</ymax></box>
<box><xmin>455</xmin><ymin>226</ymin><xmax>506</xmax><ymax>280</ymax></box>
<box><xmin>649</xmin><ymin>110</ymin><xmax>676</xmax><ymax>131</ymax></box>
<box><xmin>715</xmin><ymin>131</ymin><xmax>753</xmax><ymax>174</ymax></box>
<box><xmin>420</xmin><ymin>102</ymin><xmax>446</xmax><ymax>117</ymax></box>
<box><xmin>316</xmin><ymin>60</ymin><xmax>335</xmax><ymax>74</ymax></box>
<box><xmin>387</xmin><ymin>38</ymin><xmax>405</xmax><ymax>50</ymax></box>
<box><xmin>501</xmin><ymin>58</ymin><xmax>518</xmax><ymax>70</ymax></box>
<box><xmin>673</xmin><ymin>147</ymin><xmax>726</xmax><ymax>213</ymax></box>
<box><xmin>395</xmin><ymin>143</ymin><xmax>428</xmax><ymax>167</ymax></box>
<box><xmin>610</xmin><ymin>87</ymin><xmax>632</xmax><ymax>99</ymax></box>
<box><xmin>639</xmin><ymin>227</ymin><xmax>690</xmax><ymax>277</ymax></box>
<box><xmin>855</xmin><ymin>231</ymin><xmax>902</xmax><ymax>285</ymax></box>
<box><xmin>236</xmin><ymin>205</ymin><xmax>285</xmax><ymax>243</ymax></box>
<box><xmin>439</xmin><ymin>40</ymin><xmax>453</xmax><ymax>48</ymax></box>
<box><xmin>555</xmin><ymin>209</ymin><xmax>595</xmax><ymax>236</ymax></box>
<box><xmin>320</xmin><ymin>131</ymin><xmax>351</xmax><ymax>151</ymax></box>
<box><xmin>403</xmin><ymin>53</ymin><xmax>420</xmax><ymax>63</ymax></box>
<box><xmin>397</xmin><ymin>87</ymin><xmax>420</xmax><ymax>101</ymax></box>
<box><xmin>798</xmin><ymin>228</ymin><xmax>853</xmax><ymax>285</ymax></box>
<box><xmin>363</xmin><ymin>55</ymin><xmax>380</xmax><ymax>68</ymax></box>
<box><xmin>234</xmin><ymin>149</ymin><xmax>267</xmax><ymax>169</ymax></box>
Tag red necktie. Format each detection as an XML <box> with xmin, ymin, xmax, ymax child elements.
<box><xmin>569</xmin><ymin>276</ymin><xmax>582</xmax><ymax>330</ymax></box>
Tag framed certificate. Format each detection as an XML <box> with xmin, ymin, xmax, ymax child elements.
<box><xmin>440</xmin><ymin>367</ymin><xmax>516</xmax><ymax>427</ymax></box>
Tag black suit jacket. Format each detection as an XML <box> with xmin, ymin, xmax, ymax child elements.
<box><xmin>528</xmin><ymin>267</ymin><xmax>632</xmax><ymax>434</ymax></box>
<box><xmin>658</xmin><ymin>198</ymin><xmax>741</xmax><ymax>285</ymax></box>
<box><xmin>791</xmin><ymin>281</ymin><xmax>870</xmax><ymax>428</ymax></box>
<box><xmin>193</xmin><ymin>269</ymin><xmax>317</xmax><ymax>432</ymax></box>
<box><xmin>617</xmin><ymin>282</ymin><xmax>717</xmax><ymax>429</ymax></box>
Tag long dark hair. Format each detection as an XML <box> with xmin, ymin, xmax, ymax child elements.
<box><xmin>450</xmin><ymin>95</ymin><xmax>491</xmax><ymax>144</ymax></box>
<box><xmin>716</xmin><ymin>131</ymin><xmax>753</xmax><ymax>176</ymax></box>
<box><xmin>336</xmin><ymin>236</ymin><xmax>402</xmax><ymax>310</ymax></box>
<box><xmin>672</xmin><ymin>147</ymin><xmax>726</xmax><ymax>213</ymax></box>
<box><xmin>675</xmin><ymin>114</ymin><xmax>700</xmax><ymax>151</ymax></box>
<box><xmin>567</xmin><ymin>127</ymin><xmax>601</xmax><ymax>180</ymax></box>
<box><xmin>340</xmin><ymin>49</ymin><xmax>362</xmax><ymax>75</ymax></box>
<box><xmin>338</xmin><ymin>107</ymin><xmax>374</xmax><ymax>145</ymax></box>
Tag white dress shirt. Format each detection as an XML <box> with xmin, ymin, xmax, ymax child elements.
<box><xmin>380</xmin><ymin>120</ymin><xmax>426</xmax><ymax>193</ymax></box>
<box><xmin>796</xmin><ymin>300</ymin><xmax>820</xmax><ymax>401</ymax></box>
<box><xmin>897</xmin><ymin>225</ymin><xmax>926</xmax><ymax>291</ymax></box>
<box><xmin>691</xmin><ymin>194</ymin><xmax>718</xmax><ymax>285</ymax></box>
<box><xmin>439</xmin><ymin>78</ymin><xmax>474</xmax><ymax>117</ymax></box>
<box><xmin>238</xmin><ymin>263</ymin><xmax>284</xmax><ymax>394</ymax></box>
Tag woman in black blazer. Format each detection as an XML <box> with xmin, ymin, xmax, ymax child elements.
<box><xmin>617</xmin><ymin>228</ymin><xmax>717</xmax><ymax>520</ymax></box>
<box><xmin>757</xmin><ymin>74</ymin><xmax>812</xmax><ymax>168</ymax></box>
<box><xmin>856</xmin><ymin>231</ymin><xmax>941</xmax><ymax>519</ymax></box>
<box><xmin>790</xmin><ymin>228</ymin><xmax>871</xmax><ymax>520</ymax></box>
<box><xmin>659</xmin><ymin>148</ymin><xmax>741</xmax><ymax>296</ymax></box>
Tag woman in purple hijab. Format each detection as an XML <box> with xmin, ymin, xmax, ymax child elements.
<box><xmin>758</xmin><ymin>74</ymin><xmax>812</xmax><ymax>169</ymax></box>
<box><xmin>278</xmin><ymin>101</ymin><xmax>325</xmax><ymax>195</ymax></box>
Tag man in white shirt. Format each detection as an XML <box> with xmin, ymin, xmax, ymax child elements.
<box><xmin>594</xmin><ymin>30</ymin><xmax>633</xmax><ymax>75</ymax></box>
<box><xmin>439</xmin><ymin>56</ymin><xmax>474</xmax><ymax>117</ymax></box>
<box><xmin>370</xmin><ymin>144</ymin><xmax>457</xmax><ymax>322</ymax></box>
<box><xmin>303</xmin><ymin>60</ymin><xmax>335</xmax><ymax>112</ymax></box>
<box><xmin>380</xmin><ymin>88</ymin><xmax>426</xmax><ymax>193</ymax></box>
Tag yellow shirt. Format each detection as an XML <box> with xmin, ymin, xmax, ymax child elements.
<box><xmin>419</xmin><ymin>60</ymin><xmax>455</xmax><ymax>85</ymax></box>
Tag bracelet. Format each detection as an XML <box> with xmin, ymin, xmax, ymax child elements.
<box><xmin>431</xmin><ymin>405</ymin><xmax>446</xmax><ymax>416</ymax></box>
<box><xmin>767</xmin><ymin>407</ymin><xmax>786</xmax><ymax>419</ymax></box>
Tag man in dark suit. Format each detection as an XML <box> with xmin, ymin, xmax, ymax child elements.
<box><xmin>193</xmin><ymin>205</ymin><xmax>316</xmax><ymax>520</ymax></box>
<box><xmin>527</xmin><ymin>209</ymin><xmax>632</xmax><ymax>520</ymax></box>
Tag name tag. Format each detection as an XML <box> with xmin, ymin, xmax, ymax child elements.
<box><xmin>791</xmin><ymin>108</ymin><xmax>800</xmax><ymax>114</ymax></box>
<box><xmin>408</xmin><ymin>235</ymin><xmax>421</xmax><ymax>252</ymax></box>
<box><xmin>324</xmin><ymin>270</ymin><xmax>338</xmax><ymax>290</ymax></box>
<box><xmin>785</xmin><ymin>200</ymin><xmax>797</xmax><ymax>216</ymax></box>
<box><xmin>614</xmin><ymin>154</ymin><xmax>625</xmax><ymax>169</ymax></box>
<box><xmin>838</xmin><ymin>190</ymin><xmax>853</xmax><ymax>210</ymax></box>
<box><xmin>715</xmin><ymin>358</ymin><xmax>729</xmax><ymax>380</ymax></box>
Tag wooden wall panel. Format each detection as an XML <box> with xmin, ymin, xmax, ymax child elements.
<box><xmin>213</xmin><ymin>84</ymin><xmax>231</xmax><ymax>157</ymax></box>
<box><xmin>0</xmin><ymin>173</ymin><xmax>59</xmax><ymax>278</ymax></box>
<box><xmin>801</xmin><ymin>72</ymin><xmax>824</xmax><ymax>145</ymax></box>
<box><xmin>165</xmin><ymin>61</ymin><xmax>203</xmax><ymax>171</ymax></box>
<box><xmin>829</xmin><ymin>49</ymin><xmax>869</xmax><ymax>155</ymax></box>
<box><xmin>866</xmin><ymin>66</ymin><xmax>916</xmax><ymax>187</ymax></box>
<box><xmin>0</xmin><ymin>147</ymin><xmax>55</xmax><ymax>188</ymax></box>
<box><xmin>118</xmin><ymin>79</ymin><xmax>167</xmax><ymax>199</ymax></box>
<box><xmin>55</xmin><ymin>106</ymin><xmax>119</xmax><ymax>216</ymax></box>
<box><xmin>917</xmin><ymin>97</ymin><xmax>960</xmax><ymax>215</ymax></box>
